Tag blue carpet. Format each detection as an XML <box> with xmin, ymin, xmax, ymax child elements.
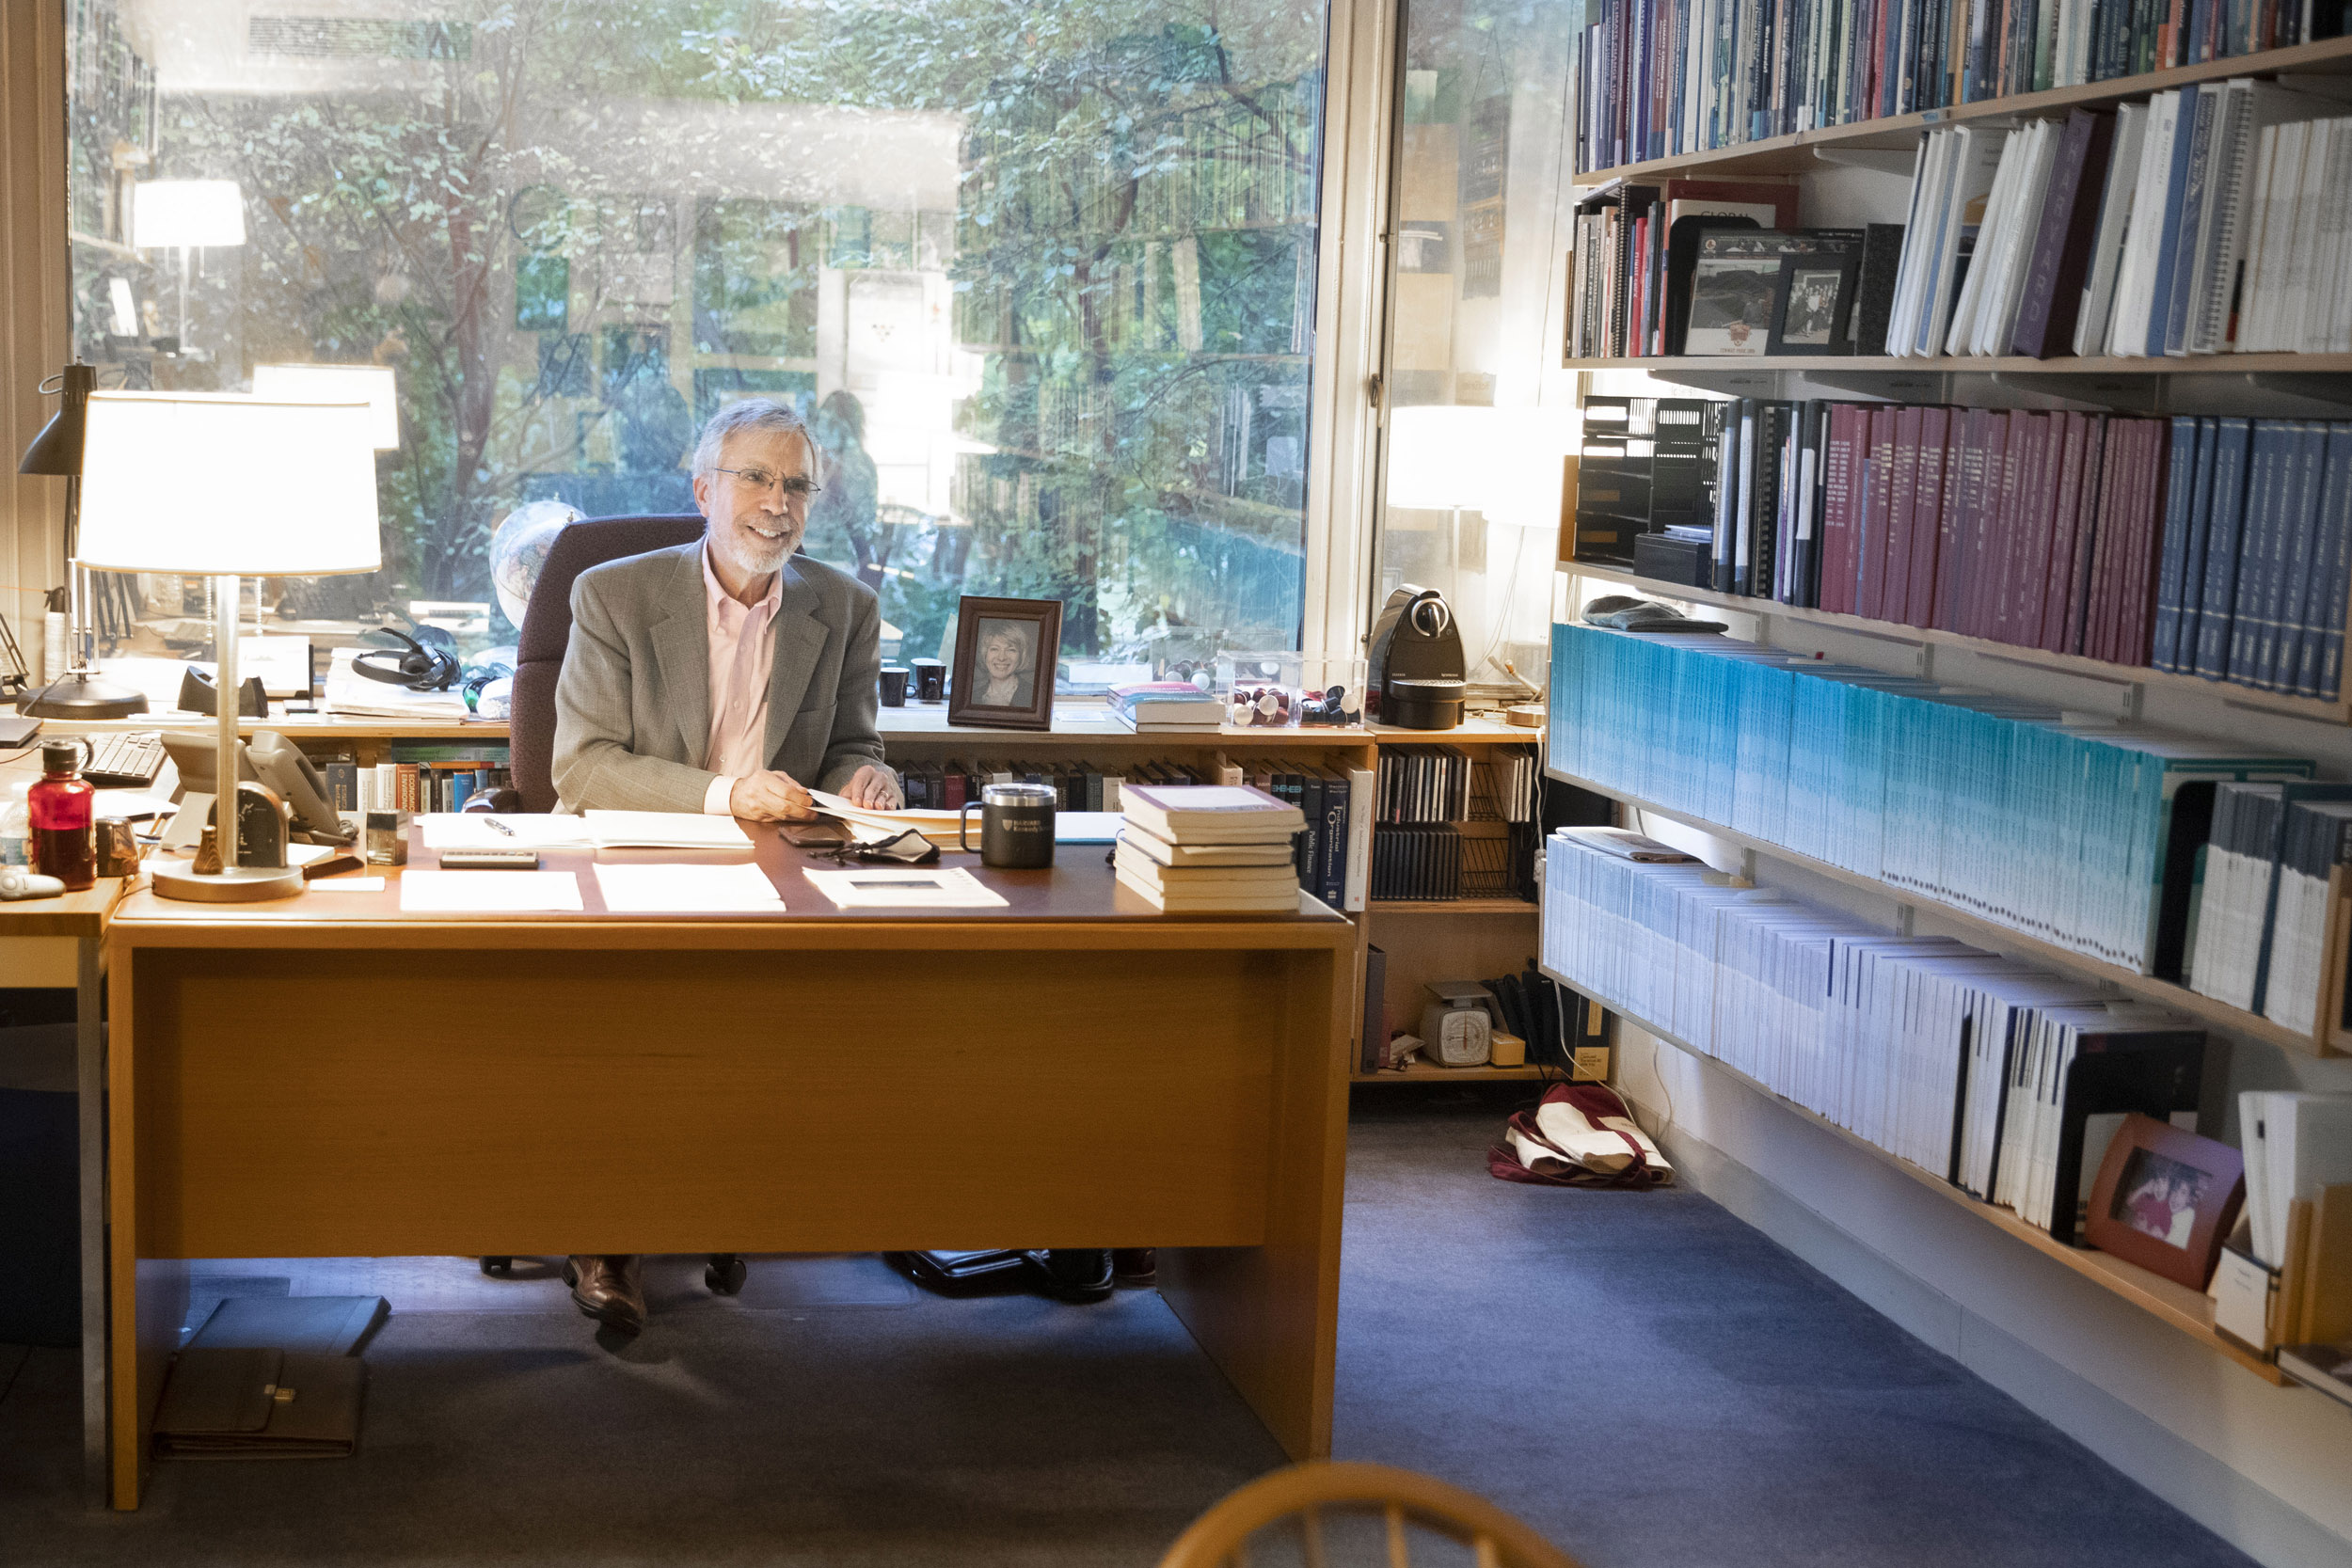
<box><xmin>0</xmin><ymin>1094</ymin><xmax>2272</xmax><ymax>1565</ymax></box>
<box><xmin>1335</xmin><ymin>1093</ymin><xmax>2265</xmax><ymax>1568</ymax></box>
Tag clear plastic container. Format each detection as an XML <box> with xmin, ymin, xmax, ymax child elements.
<box><xmin>1215</xmin><ymin>651</ymin><xmax>1367</xmax><ymax>729</ymax></box>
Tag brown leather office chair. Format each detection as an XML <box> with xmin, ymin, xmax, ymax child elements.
<box><xmin>481</xmin><ymin>511</ymin><xmax>752</xmax><ymax>1295</ymax></box>
<box><xmin>508</xmin><ymin>512</ymin><xmax>707</xmax><ymax>814</ymax></box>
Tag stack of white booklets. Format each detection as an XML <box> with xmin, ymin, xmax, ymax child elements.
<box><xmin>1115</xmin><ymin>784</ymin><xmax>1305</xmax><ymax>912</ymax></box>
<box><xmin>2240</xmin><ymin>1091</ymin><xmax>2352</xmax><ymax>1268</ymax></box>
<box><xmin>1543</xmin><ymin>828</ymin><xmax>2201</xmax><ymax>1232</ymax></box>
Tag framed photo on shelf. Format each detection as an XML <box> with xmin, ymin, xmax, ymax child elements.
<box><xmin>946</xmin><ymin>595</ymin><xmax>1063</xmax><ymax>731</ymax></box>
<box><xmin>1768</xmin><ymin>243</ymin><xmax>1862</xmax><ymax>355</ymax></box>
<box><xmin>2083</xmin><ymin>1113</ymin><xmax>2246</xmax><ymax>1291</ymax></box>
<box><xmin>1682</xmin><ymin>229</ymin><xmax>1794</xmax><ymax>356</ymax></box>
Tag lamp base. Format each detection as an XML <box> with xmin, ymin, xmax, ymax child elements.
<box><xmin>150</xmin><ymin>862</ymin><xmax>305</xmax><ymax>904</ymax></box>
<box><xmin>20</xmin><ymin>672</ymin><xmax>149</xmax><ymax>721</ymax></box>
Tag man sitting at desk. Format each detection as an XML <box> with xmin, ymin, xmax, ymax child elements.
<box><xmin>551</xmin><ymin>395</ymin><xmax>902</xmax><ymax>1335</ymax></box>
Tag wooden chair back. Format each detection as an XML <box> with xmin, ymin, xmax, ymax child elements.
<box><xmin>1156</xmin><ymin>1462</ymin><xmax>1585</xmax><ymax>1568</ymax></box>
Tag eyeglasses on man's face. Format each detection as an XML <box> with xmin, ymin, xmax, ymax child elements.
<box><xmin>714</xmin><ymin>466</ymin><xmax>822</xmax><ymax>501</ymax></box>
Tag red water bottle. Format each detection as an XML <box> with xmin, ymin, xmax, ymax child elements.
<box><xmin>29</xmin><ymin>740</ymin><xmax>96</xmax><ymax>891</ymax></box>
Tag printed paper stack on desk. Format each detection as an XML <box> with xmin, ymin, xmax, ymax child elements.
<box><xmin>1116</xmin><ymin>784</ymin><xmax>1305</xmax><ymax>912</ymax></box>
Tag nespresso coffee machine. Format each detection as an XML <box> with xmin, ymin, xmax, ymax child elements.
<box><xmin>1367</xmin><ymin>585</ymin><xmax>1466</xmax><ymax>729</ymax></box>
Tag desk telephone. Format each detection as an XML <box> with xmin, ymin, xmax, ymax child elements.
<box><xmin>161</xmin><ymin>730</ymin><xmax>354</xmax><ymax>847</ymax></box>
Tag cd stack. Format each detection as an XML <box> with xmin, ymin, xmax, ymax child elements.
<box><xmin>1114</xmin><ymin>783</ymin><xmax>1307</xmax><ymax>912</ymax></box>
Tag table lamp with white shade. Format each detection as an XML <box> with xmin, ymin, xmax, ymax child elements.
<box><xmin>131</xmin><ymin>180</ymin><xmax>246</xmax><ymax>355</ymax></box>
<box><xmin>75</xmin><ymin>390</ymin><xmax>382</xmax><ymax>901</ymax></box>
<box><xmin>252</xmin><ymin>363</ymin><xmax>402</xmax><ymax>451</ymax></box>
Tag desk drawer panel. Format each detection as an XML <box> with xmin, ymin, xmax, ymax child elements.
<box><xmin>126</xmin><ymin>945</ymin><xmax>1324</xmax><ymax>1256</ymax></box>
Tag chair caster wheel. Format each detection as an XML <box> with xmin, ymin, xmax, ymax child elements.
<box><xmin>480</xmin><ymin>1257</ymin><xmax>513</xmax><ymax>1275</ymax></box>
<box><xmin>706</xmin><ymin>1255</ymin><xmax>747</xmax><ymax>1295</ymax></box>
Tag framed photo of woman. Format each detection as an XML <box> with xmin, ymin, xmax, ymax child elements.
<box><xmin>946</xmin><ymin>596</ymin><xmax>1063</xmax><ymax>731</ymax></box>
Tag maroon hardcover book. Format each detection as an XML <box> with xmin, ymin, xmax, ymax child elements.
<box><xmin>2062</xmin><ymin>416</ymin><xmax>2111</xmax><ymax>656</ymax></box>
<box><xmin>1998</xmin><ymin>413</ymin><xmax>2047</xmax><ymax>647</ymax></box>
<box><xmin>2088</xmin><ymin>419</ymin><xmax>2132</xmax><ymax>660</ymax></box>
<box><xmin>1986</xmin><ymin>413</ymin><xmax>2033</xmax><ymax>645</ymax></box>
<box><xmin>2042</xmin><ymin>413</ymin><xmax>2090</xmax><ymax>652</ymax></box>
<box><xmin>1967</xmin><ymin>413</ymin><xmax>2017</xmax><ymax>640</ymax></box>
<box><xmin>2123</xmin><ymin>419</ymin><xmax>2170</xmax><ymax>664</ymax></box>
<box><xmin>1884</xmin><ymin>405</ymin><xmax>1924</xmax><ymax>624</ymax></box>
<box><xmin>2010</xmin><ymin>109</ymin><xmax>2119</xmax><ymax>358</ymax></box>
<box><xmin>1858</xmin><ymin>407</ymin><xmax>1899</xmax><ymax>621</ymax></box>
<box><xmin>1820</xmin><ymin>403</ymin><xmax>1862</xmax><ymax>614</ymax></box>
<box><xmin>1940</xmin><ymin>409</ymin><xmax>1988</xmax><ymax>632</ymax></box>
<box><xmin>1908</xmin><ymin>406</ymin><xmax>1952</xmax><ymax>626</ymax></box>
<box><xmin>2021</xmin><ymin>412</ymin><xmax>2069</xmax><ymax>648</ymax></box>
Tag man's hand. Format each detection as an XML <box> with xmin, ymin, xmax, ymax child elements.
<box><xmin>843</xmin><ymin>764</ymin><xmax>902</xmax><ymax>811</ymax></box>
<box><xmin>728</xmin><ymin>769</ymin><xmax>814</xmax><ymax>821</ymax></box>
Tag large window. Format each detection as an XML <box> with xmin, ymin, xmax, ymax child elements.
<box><xmin>66</xmin><ymin>0</ymin><xmax>1330</xmax><ymax>671</ymax></box>
<box><xmin>1371</xmin><ymin>0</ymin><xmax>1576</xmax><ymax>692</ymax></box>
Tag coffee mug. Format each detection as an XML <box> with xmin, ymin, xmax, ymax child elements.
<box><xmin>959</xmin><ymin>781</ymin><xmax>1055</xmax><ymax>869</ymax></box>
<box><xmin>912</xmin><ymin>657</ymin><xmax>947</xmax><ymax>703</ymax></box>
<box><xmin>879</xmin><ymin>665</ymin><xmax>910</xmax><ymax>707</ymax></box>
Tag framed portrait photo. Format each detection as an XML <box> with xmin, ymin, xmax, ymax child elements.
<box><xmin>1682</xmin><ymin>228</ymin><xmax>1792</xmax><ymax>356</ymax></box>
<box><xmin>2083</xmin><ymin>1113</ymin><xmax>2246</xmax><ymax>1291</ymax></box>
<box><xmin>947</xmin><ymin>596</ymin><xmax>1063</xmax><ymax>731</ymax></box>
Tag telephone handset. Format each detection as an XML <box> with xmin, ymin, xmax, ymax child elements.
<box><xmin>160</xmin><ymin>729</ymin><xmax>356</xmax><ymax>845</ymax></box>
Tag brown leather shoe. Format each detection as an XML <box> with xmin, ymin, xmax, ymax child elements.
<box><xmin>1112</xmin><ymin>1248</ymin><xmax>1156</xmax><ymax>1287</ymax></box>
<box><xmin>568</xmin><ymin>1254</ymin><xmax>645</xmax><ymax>1335</ymax></box>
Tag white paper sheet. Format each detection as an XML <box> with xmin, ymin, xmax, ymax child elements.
<box><xmin>307</xmin><ymin>877</ymin><xmax>387</xmax><ymax>893</ymax></box>
<box><xmin>398</xmin><ymin>870</ymin><xmax>583</xmax><ymax>912</ymax></box>
<box><xmin>592</xmin><ymin>862</ymin><xmax>784</xmax><ymax>913</ymax></box>
<box><xmin>801</xmin><ymin>867</ymin><xmax>1009</xmax><ymax>909</ymax></box>
<box><xmin>420</xmin><ymin>813</ymin><xmax>594</xmax><ymax>850</ymax></box>
<box><xmin>581</xmin><ymin>810</ymin><xmax>753</xmax><ymax>849</ymax></box>
<box><xmin>1055</xmin><ymin>812</ymin><xmax>1122</xmax><ymax>842</ymax></box>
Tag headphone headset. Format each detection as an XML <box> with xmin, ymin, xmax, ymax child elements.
<box><xmin>352</xmin><ymin>626</ymin><xmax>463</xmax><ymax>691</ymax></box>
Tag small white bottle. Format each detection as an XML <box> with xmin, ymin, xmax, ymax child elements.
<box><xmin>0</xmin><ymin>782</ymin><xmax>31</xmax><ymax>867</ymax></box>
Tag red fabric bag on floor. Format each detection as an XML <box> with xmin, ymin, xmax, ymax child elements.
<box><xmin>1488</xmin><ymin>1083</ymin><xmax>1674</xmax><ymax>1190</ymax></box>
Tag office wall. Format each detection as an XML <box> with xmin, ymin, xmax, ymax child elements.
<box><xmin>2</xmin><ymin>0</ymin><xmax>70</xmax><ymax>662</ymax></box>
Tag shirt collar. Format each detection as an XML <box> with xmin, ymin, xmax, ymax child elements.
<box><xmin>701</xmin><ymin>541</ymin><xmax>784</xmax><ymax>620</ymax></box>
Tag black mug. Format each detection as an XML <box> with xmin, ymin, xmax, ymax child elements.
<box><xmin>879</xmin><ymin>665</ymin><xmax>910</xmax><ymax>706</ymax></box>
<box><xmin>959</xmin><ymin>782</ymin><xmax>1056</xmax><ymax>869</ymax></box>
<box><xmin>912</xmin><ymin>657</ymin><xmax>947</xmax><ymax>703</ymax></box>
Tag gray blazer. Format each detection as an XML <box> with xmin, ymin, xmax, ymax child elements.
<box><xmin>551</xmin><ymin>541</ymin><xmax>891</xmax><ymax>814</ymax></box>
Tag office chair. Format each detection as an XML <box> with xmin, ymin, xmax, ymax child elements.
<box><xmin>499</xmin><ymin>510</ymin><xmax>748</xmax><ymax>1299</ymax></box>
<box><xmin>1156</xmin><ymin>1462</ymin><xmax>1583</xmax><ymax>1568</ymax></box>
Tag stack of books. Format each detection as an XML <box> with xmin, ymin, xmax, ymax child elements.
<box><xmin>1114</xmin><ymin>783</ymin><xmax>1306</xmax><ymax>912</ymax></box>
<box><xmin>1108</xmin><ymin>682</ymin><xmax>1222</xmax><ymax>733</ymax></box>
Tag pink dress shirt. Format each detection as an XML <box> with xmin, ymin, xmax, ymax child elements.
<box><xmin>698</xmin><ymin>544</ymin><xmax>784</xmax><ymax>816</ymax></box>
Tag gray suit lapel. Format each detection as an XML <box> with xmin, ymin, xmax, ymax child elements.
<box><xmin>764</xmin><ymin>558</ymin><xmax>827</xmax><ymax>766</ymax></box>
<box><xmin>653</xmin><ymin>547</ymin><xmax>712</xmax><ymax>765</ymax></box>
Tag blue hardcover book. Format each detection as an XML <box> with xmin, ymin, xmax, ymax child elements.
<box><xmin>2309</xmin><ymin>423</ymin><xmax>2352</xmax><ymax>700</ymax></box>
<box><xmin>2145</xmin><ymin>85</ymin><xmax>2203</xmax><ymax>356</ymax></box>
<box><xmin>2231</xmin><ymin>420</ymin><xmax>2292</xmax><ymax>687</ymax></box>
<box><xmin>2164</xmin><ymin>83</ymin><xmax>2222</xmax><ymax>355</ymax></box>
<box><xmin>2151</xmin><ymin>418</ymin><xmax>2203</xmax><ymax>672</ymax></box>
<box><xmin>2274</xmin><ymin>421</ymin><xmax>2330</xmax><ymax>695</ymax></box>
<box><xmin>2194</xmin><ymin>418</ymin><xmax>2254</xmax><ymax>678</ymax></box>
<box><xmin>2176</xmin><ymin>416</ymin><xmax>2218</xmax><ymax>679</ymax></box>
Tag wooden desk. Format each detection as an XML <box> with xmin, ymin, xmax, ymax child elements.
<box><xmin>103</xmin><ymin>832</ymin><xmax>1354</xmax><ymax>1509</ymax></box>
<box><xmin>2</xmin><ymin>749</ymin><xmax>133</xmax><ymax>1504</ymax></box>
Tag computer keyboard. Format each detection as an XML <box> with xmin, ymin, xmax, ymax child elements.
<box><xmin>82</xmin><ymin>730</ymin><xmax>166</xmax><ymax>788</ymax></box>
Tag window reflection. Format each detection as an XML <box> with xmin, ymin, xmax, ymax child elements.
<box><xmin>65</xmin><ymin>0</ymin><xmax>1328</xmax><ymax>676</ymax></box>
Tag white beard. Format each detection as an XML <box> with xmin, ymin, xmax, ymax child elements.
<box><xmin>711</xmin><ymin>515</ymin><xmax>796</xmax><ymax>578</ymax></box>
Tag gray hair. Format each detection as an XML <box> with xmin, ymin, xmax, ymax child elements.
<box><xmin>691</xmin><ymin>397</ymin><xmax>811</xmax><ymax>479</ymax></box>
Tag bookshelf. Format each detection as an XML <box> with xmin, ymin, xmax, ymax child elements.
<box><xmin>1562</xmin><ymin>352</ymin><xmax>2352</xmax><ymax>379</ymax></box>
<box><xmin>1557</xmin><ymin>558</ymin><xmax>2352</xmax><ymax>725</ymax></box>
<box><xmin>1543</xmin><ymin>759</ymin><xmax>2338</xmax><ymax>1058</ymax></box>
<box><xmin>1575</xmin><ymin>34</ymin><xmax>2352</xmax><ymax>187</ymax></box>
<box><xmin>1534</xmin><ymin>960</ymin><xmax>2291</xmax><ymax>1385</ymax></box>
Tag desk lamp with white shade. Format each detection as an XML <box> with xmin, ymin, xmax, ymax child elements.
<box><xmin>75</xmin><ymin>390</ymin><xmax>382</xmax><ymax>902</ymax></box>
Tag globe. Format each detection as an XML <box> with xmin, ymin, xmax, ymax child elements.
<box><xmin>489</xmin><ymin>499</ymin><xmax>583</xmax><ymax>632</ymax></box>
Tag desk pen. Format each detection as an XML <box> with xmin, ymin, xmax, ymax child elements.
<box><xmin>483</xmin><ymin>816</ymin><xmax>516</xmax><ymax>837</ymax></box>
